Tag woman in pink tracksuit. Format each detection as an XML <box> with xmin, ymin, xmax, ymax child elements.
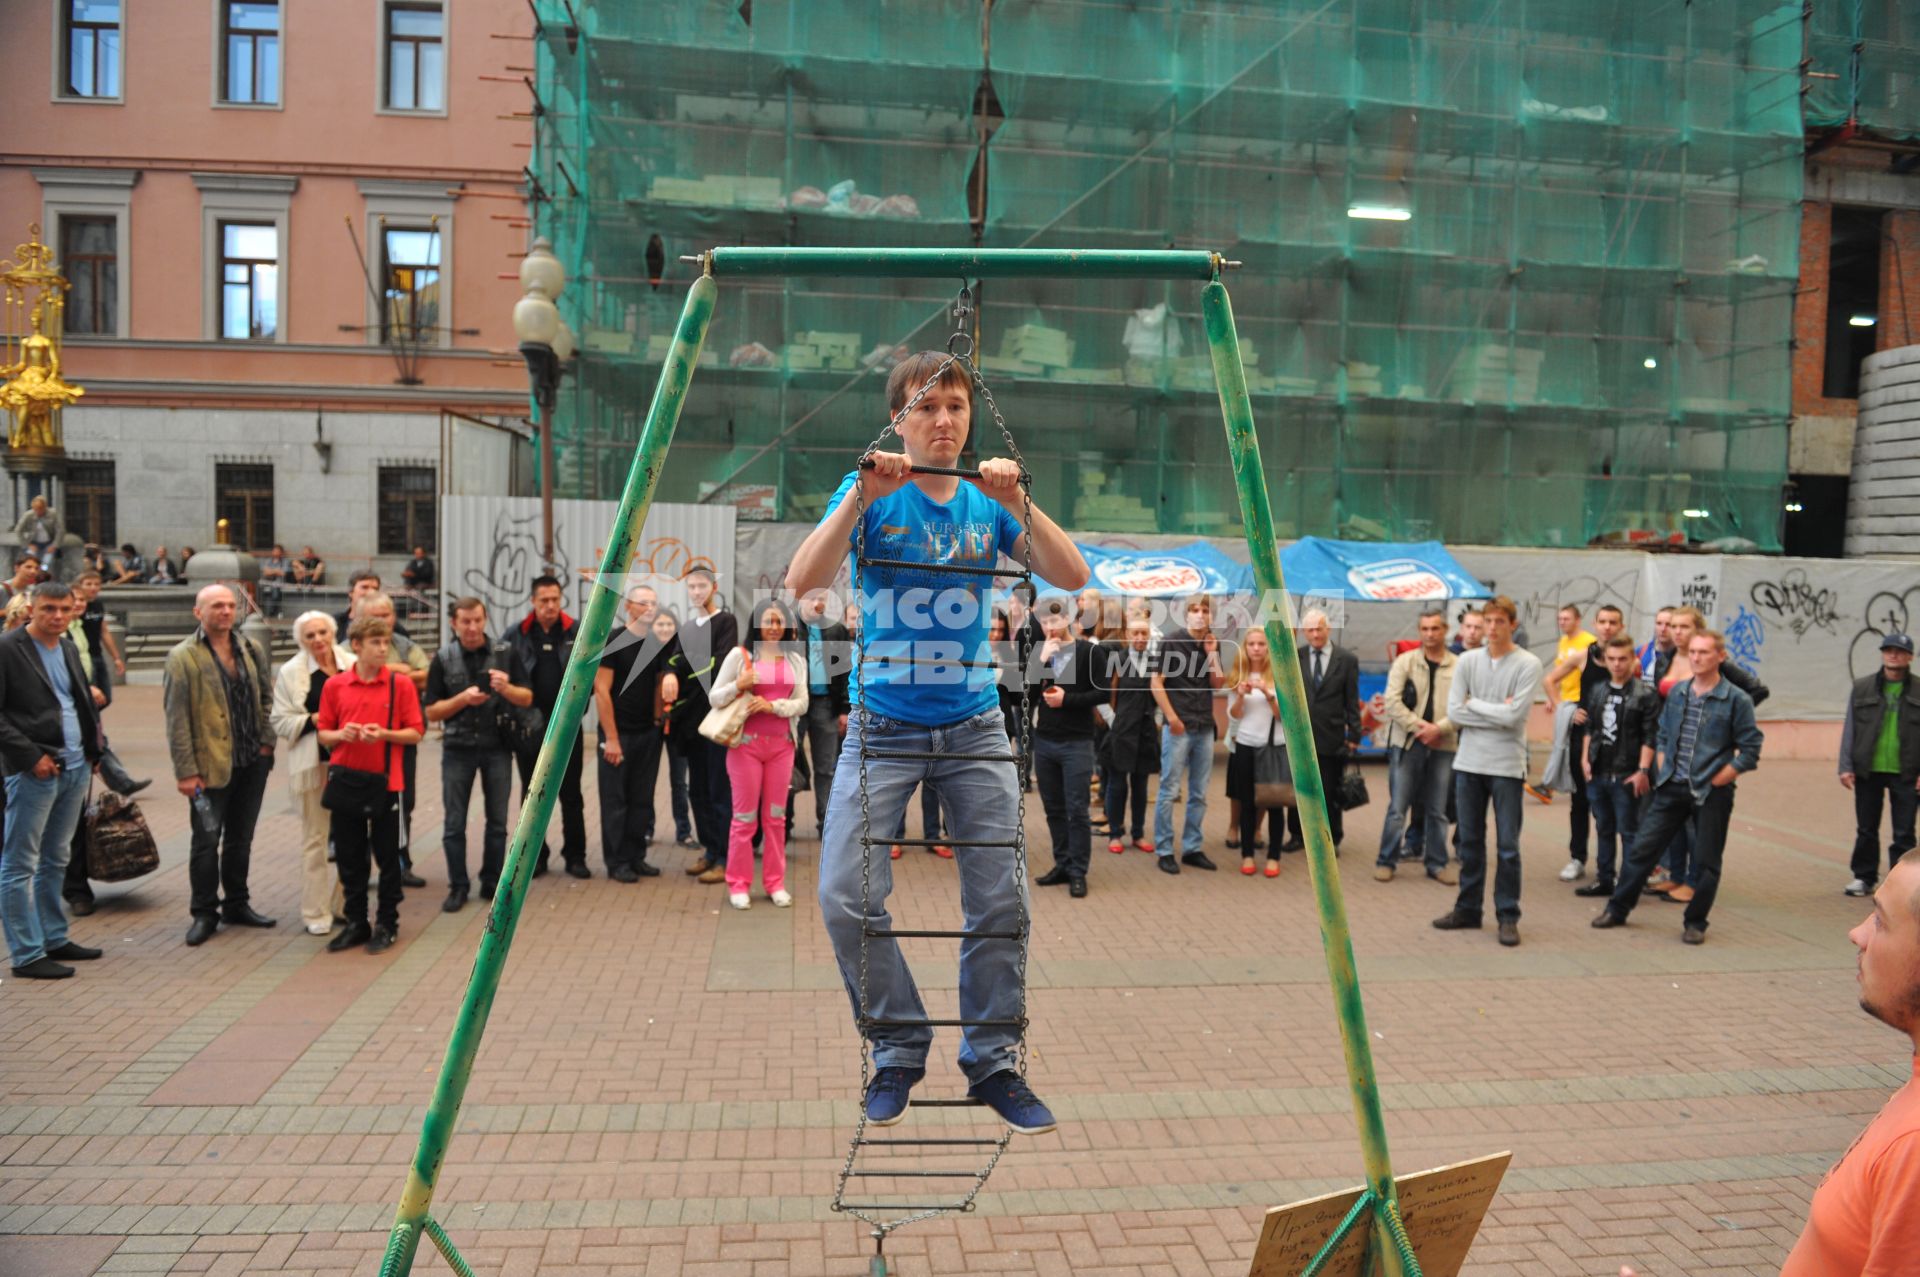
<box><xmin>709</xmin><ymin>601</ymin><xmax>809</xmax><ymax>910</ymax></box>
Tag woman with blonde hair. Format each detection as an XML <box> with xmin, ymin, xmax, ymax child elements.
<box><xmin>1225</xmin><ymin>624</ymin><xmax>1286</xmax><ymax>877</ymax></box>
<box><xmin>271</xmin><ymin>610</ymin><xmax>352</xmax><ymax>935</ymax></box>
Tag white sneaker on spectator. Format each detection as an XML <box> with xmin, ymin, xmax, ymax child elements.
<box><xmin>729</xmin><ymin>892</ymin><xmax>751</xmax><ymax>910</ymax></box>
<box><xmin>1844</xmin><ymin>878</ymin><xmax>1873</xmax><ymax>897</ymax></box>
<box><xmin>1559</xmin><ymin>859</ymin><xmax>1585</xmax><ymax>882</ymax></box>
<box><xmin>771</xmin><ymin>889</ymin><xmax>792</xmax><ymax>908</ymax></box>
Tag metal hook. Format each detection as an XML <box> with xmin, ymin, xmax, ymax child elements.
<box><xmin>948</xmin><ymin>283</ymin><xmax>975</xmax><ymax>358</ymax></box>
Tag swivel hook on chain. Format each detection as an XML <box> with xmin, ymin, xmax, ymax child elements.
<box><xmin>947</xmin><ymin>283</ymin><xmax>975</xmax><ymax>359</ymax></box>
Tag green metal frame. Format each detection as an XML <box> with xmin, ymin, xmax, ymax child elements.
<box><xmin>376</xmin><ymin>249</ymin><xmax>1412</xmax><ymax>1277</ymax></box>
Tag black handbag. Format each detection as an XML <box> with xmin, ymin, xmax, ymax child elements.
<box><xmin>321</xmin><ymin>677</ymin><xmax>395</xmax><ymax>816</ymax></box>
<box><xmin>1335</xmin><ymin>758</ymin><xmax>1371</xmax><ymax>811</ymax></box>
<box><xmin>1251</xmin><ymin>714</ymin><xmax>1295</xmax><ymax>809</ymax></box>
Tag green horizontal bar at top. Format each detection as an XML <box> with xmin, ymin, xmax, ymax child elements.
<box><xmin>698</xmin><ymin>247</ymin><xmax>1229</xmax><ymax>280</ymax></box>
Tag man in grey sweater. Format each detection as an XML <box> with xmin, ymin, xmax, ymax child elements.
<box><xmin>1433</xmin><ymin>596</ymin><xmax>1542</xmax><ymax>947</ymax></box>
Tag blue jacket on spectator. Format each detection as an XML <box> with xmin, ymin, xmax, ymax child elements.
<box><xmin>1653</xmin><ymin>676</ymin><xmax>1763</xmax><ymax>800</ymax></box>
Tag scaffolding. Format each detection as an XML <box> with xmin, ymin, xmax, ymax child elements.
<box><xmin>526</xmin><ymin>0</ymin><xmax>1807</xmax><ymax>549</ymax></box>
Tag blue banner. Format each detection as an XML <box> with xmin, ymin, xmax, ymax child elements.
<box><xmin>1278</xmin><ymin>537</ymin><xmax>1491</xmax><ymax>601</ymax></box>
<box><xmin>1040</xmin><ymin>540</ymin><xmax>1256</xmax><ymax>598</ymax></box>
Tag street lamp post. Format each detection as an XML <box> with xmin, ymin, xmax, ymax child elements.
<box><xmin>511</xmin><ymin>237</ymin><xmax>575</xmax><ymax>568</ymax></box>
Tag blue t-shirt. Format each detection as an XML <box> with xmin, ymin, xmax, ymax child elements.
<box><xmin>35</xmin><ymin>638</ymin><xmax>86</xmax><ymax>768</ymax></box>
<box><xmin>825</xmin><ymin>471</ymin><xmax>1023</xmax><ymax>727</ymax></box>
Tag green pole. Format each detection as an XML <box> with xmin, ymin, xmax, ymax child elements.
<box><xmin>377</xmin><ymin>274</ymin><xmax>718</xmax><ymax>1277</ymax></box>
<box><xmin>703</xmin><ymin>246</ymin><xmax>1225</xmax><ymax>280</ymax></box>
<box><xmin>1200</xmin><ymin>279</ymin><xmax>1410</xmax><ymax>1277</ymax></box>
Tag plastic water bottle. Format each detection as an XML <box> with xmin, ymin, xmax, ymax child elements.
<box><xmin>190</xmin><ymin>787</ymin><xmax>216</xmax><ymax>834</ymax></box>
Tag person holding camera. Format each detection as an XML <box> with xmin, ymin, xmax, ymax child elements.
<box><xmin>425</xmin><ymin>598</ymin><xmax>532</xmax><ymax>912</ymax></box>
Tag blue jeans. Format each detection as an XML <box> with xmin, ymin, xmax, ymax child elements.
<box><xmin>442</xmin><ymin>746</ymin><xmax>512</xmax><ymax>892</ymax></box>
<box><xmin>1154</xmin><ymin>724</ymin><xmax>1215</xmax><ymax>856</ymax></box>
<box><xmin>1585</xmin><ymin>775</ymin><xmax>1640</xmax><ymax>886</ymax></box>
<box><xmin>1378</xmin><ymin>743</ymin><xmax>1453</xmax><ymax>874</ymax></box>
<box><xmin>819</xmin><ymin>709</ymin><xmax>1025</xmax><ymax>1086</ymax></box>
<box><xmin>667</xmin><ymin>734</ymin><xmax>693</xmax><ymax>842</ymax></box>
<box><xmin>2</xmin><ymin>767</ymin><xmax>89</xmax><ymax>968</ymax></box>
<box><xmin>1452</xmin><ymin>769</ymin><xmax>1524</xmax><ymax>923</ymax></box>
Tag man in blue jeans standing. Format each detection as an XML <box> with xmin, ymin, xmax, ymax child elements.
<box><xmin>1593</xmin><ymin>629</ymin><xmax>1764</xmax><ymax>944</ymax></box>
<box><xmin>1571</xmin><ymin>635</ymin><xmax>1658</xmax><ymax>901</ymax></box>
<box><xmin>0</xmin><ymin>582</ymin><xmax>104</xmax><ymax>979</ymax></box>
<box><xmin>1433</xmin><ymin>596</ymin><xmax>1542</xmax><ymax>948</ymax></box>
<box><xmin>1149</xmin><ymin>595</ymin><xmax>1226</xmax><ymax>873</ymax></box>
<box><xmin>788</xmin><ymin>350</ymin><xmax>1088</xmax><ymax>1136</ymax></box>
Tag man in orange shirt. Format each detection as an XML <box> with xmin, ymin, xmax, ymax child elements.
<box><xmin>1625</xmin><ymin>853</ymin><xmax>1920</xmax><ymax>1276</ymax></box>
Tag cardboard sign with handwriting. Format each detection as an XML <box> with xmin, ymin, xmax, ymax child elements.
<box><xmin>1247</xmin><ymin>1151</ymin><xmax>1511</xmax><ymax>1277</ymax></box>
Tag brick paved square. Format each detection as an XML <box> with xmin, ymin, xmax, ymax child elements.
<box><xmin>0</xmin><ymin>687</ymin><xmax>1895</xmax><ymax>1274</ymax></box>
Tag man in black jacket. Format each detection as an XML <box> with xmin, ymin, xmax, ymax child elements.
<box><xmin>791</xmin><ymin>592</ymin><xmax>852</xmax><ymax>838</ymax></box>
<box><xmin>673</xmin><ymin>567</ymin><xmax>739</xmax><ymax>882</ymax></box>
<box><xmin>1285</xmin><ymin>608</ymin><xmax>1362</xmax><ymax>850</ymax></box>
<box><xmin>510</xmin><ymin>574</ymin><xmax>589</xmax><ymax>878</ymax></box>
<box><xmin>0</xmin><ymin>583</ymin><xmax>104</xmax><ymax>979</ymax></box>
<box><xmin>1573</xmin><ymin>635</ymin><xmax>1660</xmax><ymax>899</ymax></box>
<box><xmin>1029</xmin><ymin>600</ymin><xmax>1105</xmax><ymax>897</ymax></box>
<box><xmin>1839</xmin><ymin>633</ymin><xmax>1920</xmax><ymax>897</ymax></box>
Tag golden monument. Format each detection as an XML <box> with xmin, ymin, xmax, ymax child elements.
<box><xmin>2</xmin><ymin>224</ymin><xmax>84</xmax><ymax>457</ymax></box>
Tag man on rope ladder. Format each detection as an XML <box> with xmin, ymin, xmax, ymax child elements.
<box><xmin>786</xmin><ymin>346</ymin><xmax>1089</xmax><ymax>1136</ymax></box>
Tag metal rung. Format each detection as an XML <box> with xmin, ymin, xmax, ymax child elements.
<box><xmin>868</xmin><ymin>837</ymin><xmax>1018</xmax><ymax>849</ymax></box>
<box><xmin>860</xmin><ymin>749</ymin><xmax>1014</xmax><ymax>763</ymax></box>
<box><xmin>861</xmin><ymin>1016</ymin><xmax>1024</xmax><ymax>1029</ymax></box>
<box><xmin>907</xmin><ymin>1098</ymin><xmax>987</xmax><ymax>1108</ymax></box>
<box><xmin>848</xmin><ymin>1167</ymin><xmax>984</xmax><ymax>1177</ymax></box>
<box><xmin>863</xmin><ymin>928</ymin><xmax>1024</xmax><ymax>941</ymax></box>
<box><xmin>856</xmin><ymin>557</ymin><xmax>1031</xmax><ymax>580</ymax></box>
<box><xmin>857</xmin><ymin>460</ymin><xmax>1031</xmax><ymax>485</ymax></box>
<box><xmin>835</xmin><ymin>1201</ymin><xmax>975</xmax><ymax>1213</ymax></box>
<box><xmin>855</xmin><ymin>1137</ymin><xmax>1003</xmax><ymax>1147</ymax></box>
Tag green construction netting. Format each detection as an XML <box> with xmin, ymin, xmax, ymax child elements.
<box><xmin>530</xmin><ymin>0</ymin><xmax>1826</xmax><ymax>550</ymax></box>
<box><xmin>1805</xmin><ymin>0</ymin><xmax>1920</xmax><ymax>141</ymax></box>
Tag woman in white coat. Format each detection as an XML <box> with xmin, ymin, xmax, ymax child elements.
<box><xmin>271</xmin><ymin>611</ymin><xmax>352</xmax><ymax>934</ymax></box>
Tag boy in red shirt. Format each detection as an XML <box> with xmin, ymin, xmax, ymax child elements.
<box><xmin>317</xmin><ymin>617</ymin><xmax>424</xmax><ymax>954</ymax></box>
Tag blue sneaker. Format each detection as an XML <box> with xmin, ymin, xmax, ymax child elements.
<box><xmin>864</xmin><ymin>1066</ymin><xmax>924</xmax><ymax>1126</ymax></box>
<box><xmin>967</xmin><ymin>1070</ymin><xmax>1057</xmax><ymax>1135</ymax></box>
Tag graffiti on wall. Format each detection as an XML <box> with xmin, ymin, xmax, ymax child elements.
<box><xmin>1850</xmin><ymin>586</ymin><xmax>1920</xmax><ymax>681</ymax></box>
<box><xmin>1748</xmin><ymin>568</ymin><xmax>1844</xmax><ymax>641</ymax></box>
<box><xmin>460</xmin><ymin>508</ymin><xmax>574</xmax><ymax>626</ymax></box>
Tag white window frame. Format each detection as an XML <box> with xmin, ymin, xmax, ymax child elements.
<box><xmin>51</xmin><ymin>0</ymin><xmax>126</xmax><ymax>104</ymax></box>
<box><xmin>195</xmin><ymin>173</ymin><xmax>296</xmax><ymax>344</ymax></box>
<box><xmin>376</xmin><ymin>0</ymin><xmax>449</xmax><ymax>118</ymax></box>
<box><xmin>358</xmin><ymin>179</ymin><xmax>457</xmax><ymax>349</ymax></box>
<box><xmin>211</xmin><ymin>0</ymin><xmax>285</xmax><ymax>111</ymax></box>
<box><xmin>33</xmin><ymin>167</ymin><xmax>136</xmax><ymax>340</ymax></box>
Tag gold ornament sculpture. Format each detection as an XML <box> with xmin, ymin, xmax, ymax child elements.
<box><xmin>2</xmin><ymin>225</ymin><xmax>84</xmax><ymax>455</ymax></box>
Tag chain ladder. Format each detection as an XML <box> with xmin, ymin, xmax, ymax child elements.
<box><xmin>831</xmin><ymin>284</ymin><xmax>1037</xmax><ymax>1250</ymax></box>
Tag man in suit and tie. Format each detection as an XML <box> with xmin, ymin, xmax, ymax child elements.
<box><xmin>1284</xmin><ymin>608</ymin><xmax>1362</xmax><ymax>850</ymax></box>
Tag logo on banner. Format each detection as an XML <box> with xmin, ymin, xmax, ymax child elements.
<box><xmin>1346</xmin><ymin>559</ymin><xmax>1449</xmax><ymax>601</ymax></box>
<box><xmin>1095</xmin><ymin>556</ymin><xmax>1210</xmax><ymax>597</ymax></box>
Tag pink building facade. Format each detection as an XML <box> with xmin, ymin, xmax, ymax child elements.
<box><xmin>1</xmin><ymin>0</ymin><xmax>530</xmax><ymax>574</ymax></box>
